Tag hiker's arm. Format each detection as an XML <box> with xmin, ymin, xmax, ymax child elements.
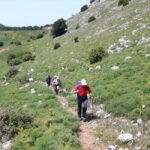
<box><xmin>74</xmin><ymin>85</ymin><xmax>79</xmax><ymax>94</ymax></box>
<box><xmin>87</xmin><ymin>85</ymin><xmax>93</xmax><ymax>98</ymax></box>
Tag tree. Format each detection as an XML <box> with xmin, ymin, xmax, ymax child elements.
<box><xmin>51</xmin><ymin>18</ymin><xmax>67</xmax><ymax>37</ymax></box>
<box><xmin>118</xmin><ymin>0</ymin><xmax>131</xmax><ymax>6</ymax></box>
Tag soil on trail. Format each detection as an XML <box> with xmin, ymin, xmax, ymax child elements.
<box><xmin>0</xmin><ymin>48</ymin><xmax>9</xmax><ymax>54</ymax></box>
<box><xmin>37</xmin><ymin>81</ymin><xmax>107</xmax><ymax>150</ymax></box>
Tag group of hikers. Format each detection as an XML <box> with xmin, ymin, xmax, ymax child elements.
<box><xmin>46</xmin><ymin>75</ymin><xmax>93</xmax><ymax>122</ymax></box>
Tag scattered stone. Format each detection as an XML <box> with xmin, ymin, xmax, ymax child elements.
<box><xmin>23</xmin><ymin>104</ymin><xmax>27</xmax><ymax>108</ymax></box>
<box><xmin>31</xmin><ymin>88</ymin><xmax>36</xmax><ymax>94</ymax></box>
<box><xmin>142</xmin><ymin>105</ymin><xmax>146</xmax><ymax>109</ymax></box>
<box><xmin>5</xmin><ymin>83</ymin><xmax>9</xmax><ymax>86</ymax></box>
<box><xmin>96</xmin><ymin>109</ymin><xmax>105</xmax><ymax>117</ymax></box>
<box><xmin>76</xmin><ymin>59</ymin><xmax>79</xmax><ymax>63</ymax></box>
<box><xmin>104</xmin><ymin>113</ymin><xmax>111</xmax><ymax>119</ymax></box>
<box><xmin>135</xmin><ymin>146</ymin><xmax>141</xmax><ymax>150</ymax></box>
<box><xmin>112</xmin><ymin>122</ymin><xmax>117</xmax><ymax>126</ymax></box>
<box><xmin>29</xmin><ymin>78</ymin><xmax>33</xmax><ymax>82</ymax></box>
<box><xmin>136</xmin><ymin>131</ymin><xmax>142</xmax><ymax>138</ymax></box>
<box><xmin>96</xmin><ymin>138</ymin><xmax>100</xmax><ymax>141</ymax></box>
<box><xmin>89</xmin><ymin>67</ymin><xmax>93</xmax><ymax>71</ymax></box>
<box><xmin>38</xmin><ymin>100</ymin><xmax>42</xmax><ymax>106</ymax></box>
<box><xmin>38</xmin><ymin>94</ymin><xmax>42</xmax><ymax>96</ymax></box>
<box><xmin>95</xmin><ymin>65</ymin><xmax>101</xmax><ymax>69</ymax></box>
<box><xmin>108</xmin><ymin>145</ymin><xmax>118</xmax><ymax>150</ymax></box>
<box><xmin>125</xmin><ymin>56</ymin><xmax>132</xmax><ymax>60</ymax></box>
<box><xmin>145</xmin><ymin>54</ymin><xmax>150</xmax><ymax>57</ymax></box>
<box><xmin>117</xmin><ymin>133</ymin><xmax>134</xmax><ymax>143</ymax></box>
<box><xmin>137</xmin><ymin>118</ymin><xmax>143</xmax><ymax>126</ymax></box>
<box><xmin>111</xmin><ymin>66</ymin><xmax>119</xmax><ymax>70</ymax></box>
<box><xmin>2</xmin><ymin>140</ymin><xmax>11</xmax><ymax>150</ymax></box>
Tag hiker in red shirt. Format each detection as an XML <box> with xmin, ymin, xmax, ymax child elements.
<box><xmin>74</xmin><ymin>79</ymin><xmax>93</xmax><ymax>121</ymax></box>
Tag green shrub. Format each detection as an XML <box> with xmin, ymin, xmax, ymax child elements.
<box><xmin>7</xmin><ymin>54</ymin><xmax>16</xmax><ymax>60</ymax></box>
<box><xmin>27</xmin><ymin>39</ymin><xmax>31</xmax><ymax>42</ymax></box>
<box><xmin>88</xmin><ymin>16</ymin><xmax>96</xmax><ymax>23</ymax></box>
<box><xmin>16</xmin><ymin>74</ymin><xmax>29</xmax><ymax>84</ymax></box>
<box><xmin>8</xmin><ymin>58</ymin><xmax>22</xmax><ymax>66</ymax></box>
<box><xmin>36</xmin><ymin>33</ymin><xmax>43</xmax><ymax>39</ymax></box>
<box><xmin>10</xmin><ymin>41</ymin><xmax>14</xmax><ymax>44</ymax></box>
<box><xmin>0</xmin><ymin>41</ymin><xmax>4</xmax><ymax>46</ymax></box>
<box><xmin>0</xmin><ymin>109</ymin><xmax>33</xmax><ymax>142</ymax></box>
<box><xmin>74</xmin><ymin>37</ymin><xmax>79</xmax><ymax>43</ymax></box>
<box><xmin>80</xmin><ymin>5</ymin><xmax>88</xmax><ymax>12</ymax></box>
<box><xmin>54</xmin><ymin>43</ymin><xmax>61</xmax><ymax>50</ymax></box>
<box><xmin>75</xmin><ymin>24</ymin><xmax>80</xmax><ymax>30</ymax></box>
<box><xmin>118</xmin><ymin>0</ymin><xmax>131</xmax><ymax>6</ymax></box>
<box><xmin>30</xmin><ymin>35</ymin><xmax>37</xmax><ymax>40</ymax></box>
<box><xmin>22</xmin><ymin>53</ymin><xmax>35</xmax><ymax>61</ymax></box>
<box><xmin>15</xmin><ymin>41</ymin><xmax>22</xmax><ymax>46</ymax></box>
<box><xmin>89</xmin><ymin>47</ymin><xmax>108</xmax><ymax>64</ymax></box>
<box><xmin>51</xmin><ymin>18</ymin><xmax>67</xmax><ymax>37</ymax></box>
<box><xmin>5</xmin><ymin>67</ymin><xmax>19</xmax><ymax>78</ymax></box>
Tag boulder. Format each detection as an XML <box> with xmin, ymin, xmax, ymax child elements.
<box><xmin>96</xmin><ymin>109</ymin><xmax>105</xmax><ymax>117</ymax></box>
<box><xmin>108</xmin><ymin>145</ymin><xmax>117</xmax><ymax>150</ymax></box>
<box><xmin>117</xmin><ymin>133</ymin><xmax>133</xmax><ymax>143</ymax></box>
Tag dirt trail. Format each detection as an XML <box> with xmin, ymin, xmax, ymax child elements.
<box><xmin>37</xmin><ymin>81</ymin><xmax>108</xmax><ymax>150</ymax></box>
<box><xmin>0</xmin><ymin>48</ymin><xmax>9</xmax><ymax>54</ymax></box>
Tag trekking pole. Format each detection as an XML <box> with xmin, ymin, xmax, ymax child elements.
<box><xmin>90</xmin><ymin>95</ymin><xmax>94</xmax><ymax>117</ymax></box>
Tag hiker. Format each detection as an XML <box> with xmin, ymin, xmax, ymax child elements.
<box><xmin>52</xmin><ymin>76</ymin><xmax>61</xmax><ymax>95</ymax></box>
<box><xmin>74</xmin><ymin>79</ymin><xmax>93</xmax><ymax>121</ymax></box>
<box><xmin>46</xmin><ymin>75</ymin><xmax>51</xmax><ymax>88</ymax></box>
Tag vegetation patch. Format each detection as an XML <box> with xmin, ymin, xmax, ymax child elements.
<box><xmin>54</xmin><ymin>43</ymin><xmax>61</xmax><ymax>50</ymax></box>
<box><xmin>88</xmin><ymin>16</ymin><xmax>96</xmax><ymax>23</ymax></box>
<box><xmin>80</xmin><ymin>5</ymin><xmax>88</xmax><ymax>12</ymax></box>
<box><xmin>5</xmin><ymin>67</ymin><xmax>19</xmax><ymax>78</ymax></box>
<box><xmin>0</xmin><ymin>109</ymin><xmax>33</xmax><ymax>142</ymax></box>
<box><xmin>89</xmin><ymin>47</ymin><xmax>108</xmax><ymax>64</ymax></box>
<box><xmin>0</xmin><ymin>41</ymin><xmax>4</xmax><ymax>47</ymax></box>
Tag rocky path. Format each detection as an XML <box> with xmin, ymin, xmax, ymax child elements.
<box><xmin>37</xmin><ymin>81</ymin><xmax>108</xmax><ymax>150</ymax></box>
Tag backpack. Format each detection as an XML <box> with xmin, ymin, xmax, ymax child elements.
<box><xmin>54</xmin><ymin>78</ymin><xmax>61</xmax><ymax>86</ymax></box>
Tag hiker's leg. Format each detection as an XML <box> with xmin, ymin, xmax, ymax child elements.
<box><xmin>77</xmin><ymin>96</ymin><xmax>82</xmax><ymax>118</ymax></box>
<box><xmin>83</xmin><ymin>99</ymin><xmax>88</xmax><ymax>118</ymax></box>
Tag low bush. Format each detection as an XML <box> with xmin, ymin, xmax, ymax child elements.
<box><xmin>0</xmin><ymin>41</ymin><xmax>4</xmax><ymax>46</ymax></box>
<box><xmin>0</xmin><ymin>109</ymin><xmax>33</xmax><ymax>142</ymax></box>
<box><xmin>54</xmin><ymin>43</ymin><xmax>61</xmax><ymax>50</ymax></box>
<box><xmin>16</xmin><ymin>74</ymin><xmax>29</xmax><ymax>84</ymax></box>
<box><xmin>7</xmin><ymin>54</ymin><xmax>16</xmax><ymax>61</ymax></box>
<box><xmin>80</xmin><ymin>5</ymin><xmax>88</xmax><ymax>12</ymax></box>
<box><xmin>30</xmin><ymin>35</ymin><xmax>37</xmax><ymax>40</ymax></box>
<box><xmin>5</xmin><ymin>67</ymin><xmax>19</xmax><ymax>78</ymax></box>
<box><xmin>36</xmin><ymin>33</ymin><xmax>43</xmax><ymax>39</ymax></box>
<box><xmin>15</xmin><ymin>41</ymin><xmax>22</xmax><ymax>46</ymax></box>
<box><xmin>8</xmin><ymin>58</ymin><xmax>22</xmax><ymax>66</ymax></box>
<box><xmin>88</xmin><ymin>16</ymin><xmax>96</xmax><ymax>23</ymax></box>
<box><xmin>27</xmin><ymin>39</ymin><xmax>31</xmax><ymax>42</ymax></box>
<box><xmin>118</xmin><ymin>0</ymin><xmax>131</xmax><ymax>6</ymax></box>
<box><xmin>89</xmin><ymin>47</ymin><xmax>108</xmax><ymax>64</ymax></box>
<box><xmin>75</xmin><ymin>24</ymin><xmax>80</xmax><ymax>30</ymax></box>
<box><xmin>74</xmin><ymin>37</ymin><xmax>79</xmax><ymax>43</ymax></box>
<box><xmin>22</xmin><ymin>53</ymin><xmax>35</xmax><ymax>61</ymax></box>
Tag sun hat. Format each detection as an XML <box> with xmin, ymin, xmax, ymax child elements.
<box><xmin>81</xmin><ymin>79</ymin><xmax>87</xmax><ymax>86</ymax></box>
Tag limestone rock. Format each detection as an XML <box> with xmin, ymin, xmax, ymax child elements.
<box><xmin>117</xmin><ymin>133</ymin><xmax>133</xmax><ymax>143</ymax></box>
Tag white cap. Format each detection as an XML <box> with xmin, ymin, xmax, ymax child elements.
<box><xmin>81</xmin><ymin>79</ymin><xmax>87</xmax><ymax>86</ymax></box>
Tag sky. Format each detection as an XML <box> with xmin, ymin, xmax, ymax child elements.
<box><xmin>0</xmin><ymin>0</ymin><xmax>89</xmax><ymax>27</ymax></box>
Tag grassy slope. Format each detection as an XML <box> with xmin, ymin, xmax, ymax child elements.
<box><xmin>0</xmin><ymin>0</ymin><xmax>150</xmax><ymax>148</ymax></box>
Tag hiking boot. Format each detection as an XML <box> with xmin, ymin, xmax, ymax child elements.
<box><xmin>81</xmin><ymin>117</ymin><xmax>86</xmax><ymax>122</ymax></box>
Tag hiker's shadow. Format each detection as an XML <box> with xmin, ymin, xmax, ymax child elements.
<box><xmin>86</xmin><ymin>113</ymin><xmax>99</xmax><ymax>122</ymax></box>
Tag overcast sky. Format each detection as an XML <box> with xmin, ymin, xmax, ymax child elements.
<box><xmin>0</xmin><ymin>0</ymin><xmax>89</xmax><ymax>27</ymax></box>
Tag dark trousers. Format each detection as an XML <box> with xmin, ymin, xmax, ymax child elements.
<box><xmin>77</xmin><ymin>95</ymin><xmax>88</xmax><ymax>118</ymax></box>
